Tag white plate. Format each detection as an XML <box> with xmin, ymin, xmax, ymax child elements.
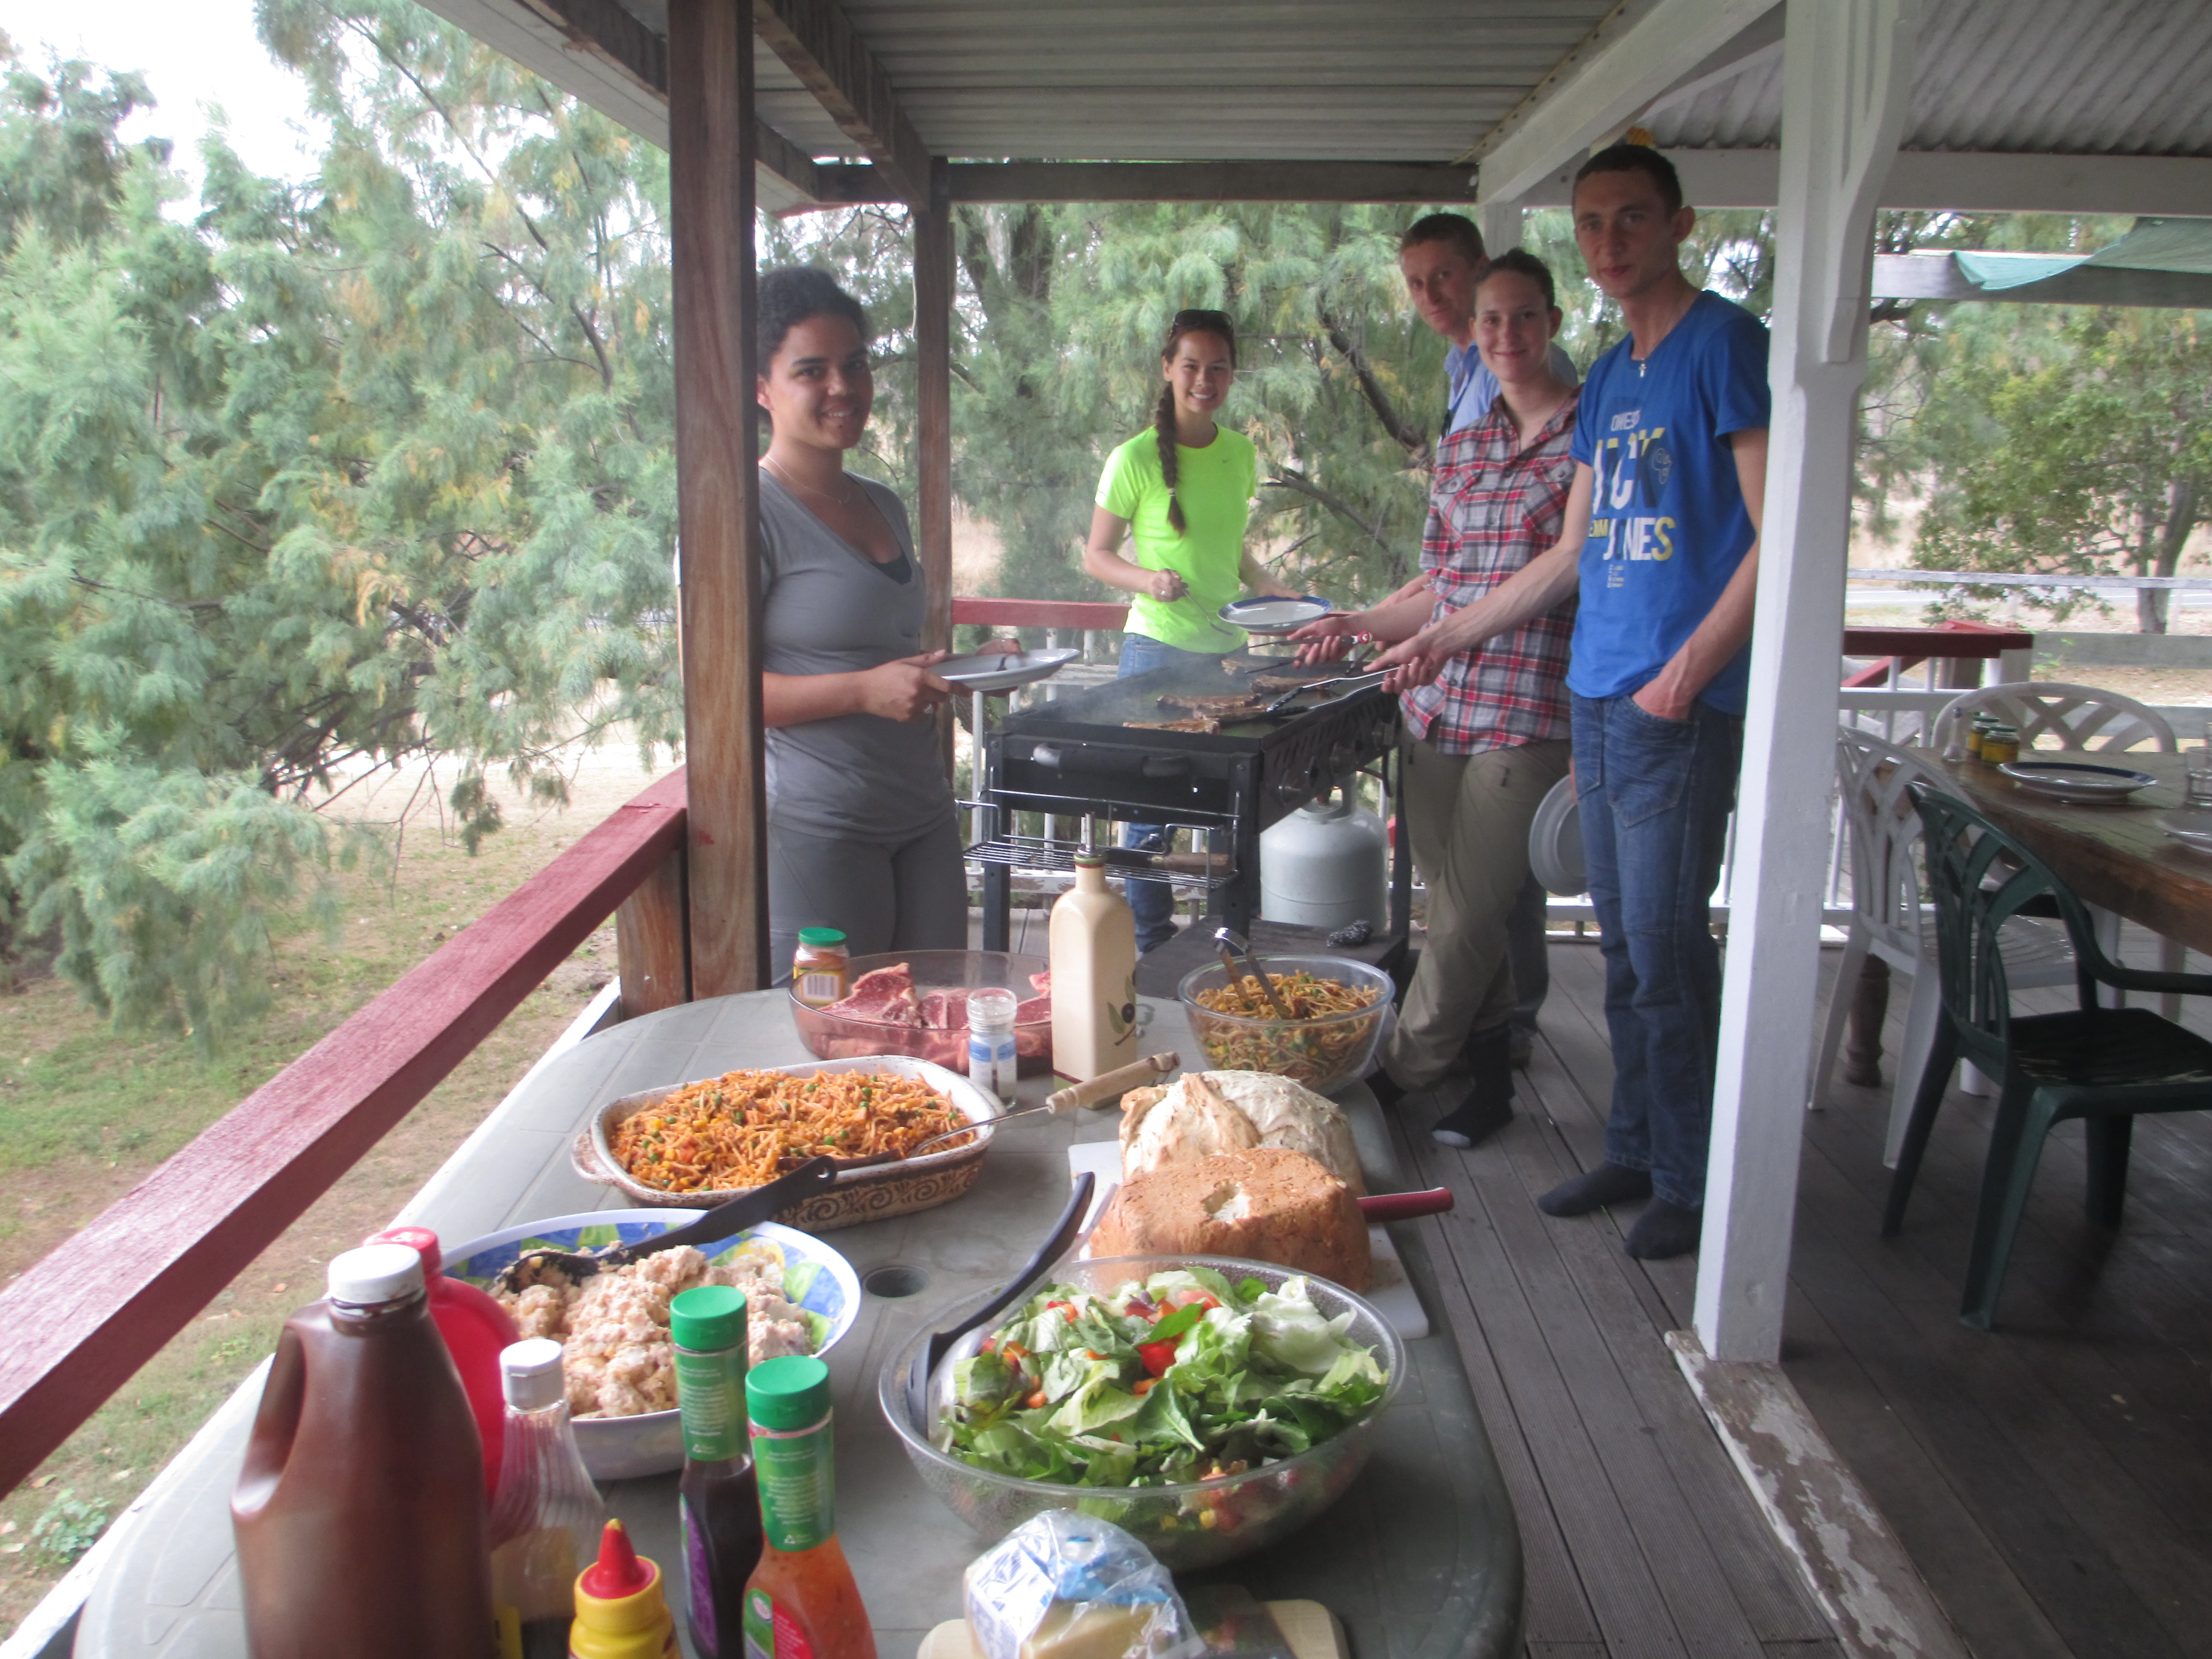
<box><xmin>1528</xmin><ymin>774</ymin><xmax>1586</xmax><ymax>896</ymax></box>
<box><xmin>445</xmin><ymin>1214</ymin><xmax>860</xmax><ymax>1480</ymax></box>
<box><xmin>2156</xmin><ymin>808</ymin><xmax>2212</xmax><ymax>850</ymax></box>
<box><xmin>1218</xmin><ymin>595</ymin><xmax>1333</xmax><ymax>634</ymax></box>
<box><xmin>1997</xmin><ymin>761</ymin><xmax>2157</xmax><ymax>803</ymax></box>
<box><xmin>935</xmin><ymin>647</ymin><xmax>1079</xmax><ymax>692</ymax></box>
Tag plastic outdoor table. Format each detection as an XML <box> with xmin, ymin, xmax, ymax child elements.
<box><xmin>74</xmin><ymin>991</ymin><xmax>1522</xmax><ymax>1659</ymax></box>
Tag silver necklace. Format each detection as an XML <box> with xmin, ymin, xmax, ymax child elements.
<box><xmin>766</xmin><ymin>456</ymin><xmax>863</xmax><ymax>508</ymax></box>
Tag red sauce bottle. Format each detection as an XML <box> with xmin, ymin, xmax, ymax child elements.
<box><xmin>232</xmin><ymin>1243</ymin><xmax>496</xmax><ymax>1659</ymax></box>
<box><xmin>741</xmin><ymin>1357</ymin><xmax>875</xmax><ymax>1659</ymax></box>
<box><xmin>369</xmin><ymin>1225</ymin><xmax>519</xmax><ymax>1499</ymax></box>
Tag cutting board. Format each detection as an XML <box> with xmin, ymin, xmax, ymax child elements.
<box><xmin>1065</xmin><ymin>1142</ymin><xmax>1430</xmax><ymax>1341</ymax></box>
<box><xmin>918</xmin><ymin>1599</ymin><xmax>1346</xmax><ymax>1659</ymax></box>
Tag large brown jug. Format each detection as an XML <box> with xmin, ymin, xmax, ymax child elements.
<box><xmin>232</xmin><ymin>1242</ymin><xmax>496</xmax><ymax>1659</ymax></box>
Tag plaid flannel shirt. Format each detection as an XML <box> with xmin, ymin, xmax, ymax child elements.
<box><xmin>1401</xmin><ymin>390</ymin><xmax>1579</xmax><ymax>755</ymax></box>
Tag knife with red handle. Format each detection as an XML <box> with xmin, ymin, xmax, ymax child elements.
<box><xmin>1356</xmin><ymin>1187</ymin><xmax>1454</xmax><ymax>1222</ymax></box>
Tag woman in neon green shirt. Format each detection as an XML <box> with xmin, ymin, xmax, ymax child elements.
<box><xmin>1082</xmin><ymin>308</ymin><xmax>1296</xmax><ymax>948</ymax></box>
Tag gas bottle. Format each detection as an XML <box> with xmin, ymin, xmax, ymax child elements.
<box><xmin>1260</xmin><ymin>786</ymin><xmax>1388</xmax><ymax>932</ymax></box>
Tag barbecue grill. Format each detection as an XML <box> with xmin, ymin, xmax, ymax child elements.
<box><xmin>970</xmin><ymin>656</ymin><xmax>1411</xmax><ymax>948</ymax></box>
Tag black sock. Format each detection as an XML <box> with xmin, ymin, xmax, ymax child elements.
<box><xmin>1623</xmin><ymin>1199</ymin><xmax>1703</xmax><ymax>1260</ymax></box>
<box><xmin>1537</xmin><ymin>1162</ymin><xmax>1652</xmax><ymax>1217</ymax></box>
<box><xmin>1432</xmin><ymin>1025</ymin><xmax>1514</xmax><ymax>1149</ymax></box>
<box><xmin>1366</xmin><ymin>1069</ymin><xmax>1406</xmax><ymax>1111</ymax></box>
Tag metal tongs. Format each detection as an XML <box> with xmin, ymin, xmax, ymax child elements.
<box><xmin>836</xmin><ymin>1052</ymin><xmax>1181</xmax><ymax>1169</ymax></box>
<box><xmin>1259</xmin><ymin>667</ymin><xmax>1391</xmax><ymax>716</ymax></box>
<box><xmin>1214</xmin><ymin>926</ymin><xmax>1297</xmax><ymax>1019</ymax></box>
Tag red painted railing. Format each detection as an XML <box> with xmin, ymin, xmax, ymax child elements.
<box><xmin>0</xmin><ymin>771</ymin><xmax>688</xmax><ymax>1495</ymax></box>
<box><xmin>1840</xmin><ymin>620</ymin><xmax>2033</xmax><ymax>687</ymax></box>
<box><xmin>951</xmin><ymin>596</ymin><xmax>1130</xmax><ymax>630</ymax></box>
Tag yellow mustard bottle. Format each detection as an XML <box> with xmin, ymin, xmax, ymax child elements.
<box><xmin>569</xmin><ymin>1520</ymin><xmax>679</xmax><ymax>1659</ymax></box>
<box><xmin>1048</xmin><ymin>852</ymin><xmax>1139</xmax><ymax>1083</ymax></box>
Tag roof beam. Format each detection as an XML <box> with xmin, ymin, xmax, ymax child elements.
<box><xmin>751</xmin><ymin>0</ymin><xmax>930</xmax><ymax>208</ymax></box>
<box><xmin>415</xmin><ymin>0</ymin><xmax>822</xmax><ymax>209</ymax></box>
<box><xmin>805</xmin><ymin>159</ymin><xmax>1480</xmax><ymax>206</ymax></box>
<box><xmin>1507</xmin><ymin>148</ymin><xmax>2212</xmax><ymax>216</ymax></box>
<box><xmin>1472</xmin><ymin>0</ymin><xmax>1780</xmax><ymax>206</ymax></box>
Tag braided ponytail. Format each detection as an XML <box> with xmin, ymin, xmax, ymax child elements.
<box><xmin>1152</xmin><ymin>309</ymin><xmax>1235</xmax><ymax>538</ymax></box>
<box><xmin>1153</xmin><ymin>381</ymin><xmax>1186</xmax><ymax>535</ymax></box>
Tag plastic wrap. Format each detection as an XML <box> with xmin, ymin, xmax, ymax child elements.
<box><xmin>963</xmin><ymin>1512</ymin><xmax>1202</xmax><ymax>1659</ymax></box>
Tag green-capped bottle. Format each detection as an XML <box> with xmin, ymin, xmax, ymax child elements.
<box><xmin>739</xmin><ymin>1357</ymin><xmax>875</xmax><ymax>1659</ymax></box>
<box><xmin>673</xmin><ymin>1286</ymin><xmax>763</xmax><ymax>1659</ymax></box>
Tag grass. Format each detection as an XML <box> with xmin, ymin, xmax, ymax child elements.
<box><xmin>0</xmin><ymin>746</ymin><xmax>669</xmax><ymax>1634</ymax></box>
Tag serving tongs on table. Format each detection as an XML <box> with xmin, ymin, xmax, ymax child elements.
<box><xmin>496</xmin><ymin>1155</ymin><xmax>842</xmax><ymax>1293</ymax></box>
<box><xmin>906</xmin><ymin>1171</ymin><xmax>1095</xmax><ymax>1426</ymax></box>
<box><xmin>1214</xmin><ymin>926</ymin><xmax>1297</xmax><ymax>1020</ymax></box>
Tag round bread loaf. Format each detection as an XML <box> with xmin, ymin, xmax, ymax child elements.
<box><xmin>1091</xmin><ymin>1145</ymin><xmax>1372</xmax><ymax>1291</ymax></box>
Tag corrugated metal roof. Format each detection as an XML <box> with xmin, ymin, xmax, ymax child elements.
<box><xmin>671</xmin><ymin>0</ymin><xmax>1614</xmax><ymax>164</ymax></box>
<box><xmin>1648</xmin><ymin>0</ymin><xmax>2212</xmax><ymax>157</ymax></box>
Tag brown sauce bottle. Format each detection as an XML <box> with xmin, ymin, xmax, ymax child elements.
<box><xmin>232</xmin><ymin>1242</ymin><xmax>496</xmax><ymax>1659</ymax></box>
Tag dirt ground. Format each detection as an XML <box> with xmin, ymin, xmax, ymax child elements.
<box><xmin>0</xmin><ymin>742</ymin><xmax>673</xmax><ymax>1635</ymax></box>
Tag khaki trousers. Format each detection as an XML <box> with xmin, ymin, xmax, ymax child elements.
<box><xmin>1386</xmin><ymin>733</ymin><xmax>1572</xmax><ymax>1089</ymax></box>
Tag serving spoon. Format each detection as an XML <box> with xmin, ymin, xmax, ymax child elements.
<box><xmin>495</xmin><ymin>1155</ymin><xmax>842</xmax><ymax>1294</ymax></box>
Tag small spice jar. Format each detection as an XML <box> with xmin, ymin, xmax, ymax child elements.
<box><xmin>1980</xmin><ymin>724</ymin><xmax>2020</xmax><ymax>765</ymax></box>
<box><xmin>966</xmin><ymin>987</ymin><xmax>1020</xmax><ymax>1106</ymax></box>
<box><xmin>790</xmin><ymin>927</ymin><xmax>850</xmax><ymax>1008</ymax></box>
<box><xmin>1967</xmin><ymin>713</ymin><xmax>1998</xmax><ymax>758</ymax></box>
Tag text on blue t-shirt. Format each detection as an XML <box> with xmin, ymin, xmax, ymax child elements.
<box><xmin>1567</xmin><ymin>290</ymin><xmax>1770</xmax><ymax>715</ymax></box>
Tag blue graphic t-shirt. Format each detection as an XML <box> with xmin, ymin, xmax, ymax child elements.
<box><xmin>1567</xmin><ymin>290</ymin><xmax>1770</xmax><ymax>715</ymax></box>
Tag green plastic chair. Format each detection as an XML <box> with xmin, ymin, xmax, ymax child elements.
<box><xmin>1889</xmin><ymin>784</ymin><xmax>2212</xmax><ymax>1329</ymax></box>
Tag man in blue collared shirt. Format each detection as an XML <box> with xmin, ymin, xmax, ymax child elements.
<box><xmin>1396</xmin><ymin>213</ymin><xmax>1578</xmax><ymax>1070</ymax></box>
<box><xmin>1401</xmin><ymin>213</ymin><xmax>1578</xmax><ymax>438</ymax></box>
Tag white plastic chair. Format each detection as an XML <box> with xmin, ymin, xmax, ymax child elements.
<box><xmin>1931</xmin><ymin>680</ymin><xmax>2177</xmax><ymax>757</ymax></box>
<box><xmin>1812</xmin><ymin>727</ymin><xmax>2077</xmax><ymax>1165</ymax></box>
<box><xmin>1931</xmin><ymin>681</ymin><xmax>2187</xmax><ymax>1014</ymax></box>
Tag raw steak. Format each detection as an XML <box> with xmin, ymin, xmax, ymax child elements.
<box><xmin>824</xmin><ymin>962</ymin><xmax>919</xmax><ymax>1026</ymax></box>
<box><xmin>1029</xmin><ymin>971</ymin><xmax>1051</xmax><ymax>994</ymax></box>
<box><xmin>918</xmin><ymin>988</ymin><xmax>972</xmax><ymax>1030</ymax></box>
<box><xmin>1015</xmin><ymin>995</ymin><xmax>1051</xmax><ymax>1025</ymax></box>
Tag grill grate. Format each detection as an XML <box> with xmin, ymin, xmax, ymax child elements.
<box><xmin>962</xmin><ymin>833</ymin><xmax>1236</xmax><ymax>892</ymax></box>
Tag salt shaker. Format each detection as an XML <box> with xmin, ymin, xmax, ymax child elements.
<box><xmin>967</xmin><ymin>988</ymin><xmax>1020</xmax><ymax>1105</ymax></box>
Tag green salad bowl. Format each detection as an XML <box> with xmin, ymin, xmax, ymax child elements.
<box><xmin>877</xmin><ymin>1254</ymin><xmax>1404</xmax><ymax>1570</ymax></box>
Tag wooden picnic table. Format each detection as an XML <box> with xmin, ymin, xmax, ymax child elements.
<box><xmin>72</xmin><ymin>990</ymin><xmax>1522</xmax><ymax>1659</ymax></box>
<box><xmin>1914</xmin><ymin>748</ymin><xmax>2212</xmax><ymax>955</ymax></box>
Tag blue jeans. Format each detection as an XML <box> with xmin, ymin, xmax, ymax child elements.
<box><xmin>1571</xmin><ymin>693</ymin><xmax>1742</xmax><ymax>1209</ymax></box>
<box><xmin>1117</xmin><ymin>634</ymin><xmax>1226</xmax><ymax>952</ymax></box>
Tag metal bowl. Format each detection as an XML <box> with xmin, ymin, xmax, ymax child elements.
<box><xmin>878</xmin><ymin>1254</ymin><xmax>1403</xmax><ymax>1570</ymax></box>
<box><xmin>1177</xmin><ymin>955</ymin><xmax>1393</xmax><ymax>1095</ymax></box>
<box><xmin>445</xmin><ymin>1210</ymin><xmax>860</xmax><ymax>1481</ymax></box>
<box><xmin>790</xmin><ymin>949</ymin><xmax>1052</xmax><ymax>1077</ymax></box>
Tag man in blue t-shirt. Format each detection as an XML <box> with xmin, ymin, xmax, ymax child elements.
<box><xmin>1371</xmin><ymin>145</ymin><xmax>1770</xmax><ymax>1261</ymax></box>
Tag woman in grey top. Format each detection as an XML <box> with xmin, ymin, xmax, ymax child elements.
<box><xmin>755</xmin><ymin>267</ymin><xmax>967</xmax><ymax>978</ymax></box>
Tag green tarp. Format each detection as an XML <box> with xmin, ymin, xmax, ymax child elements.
<box><xmin>1954</xmin><ymin>216</ymin><xmax>2212</xmax><ymax>290</ymax></box>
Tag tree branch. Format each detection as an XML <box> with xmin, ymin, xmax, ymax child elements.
<box><xmin>1317</xmin><ymin>306</ymin><xmax>1428</xmax><ymax>458</ymax></box>
<box><xmin>1262</xmin><ymin>468</ymin><xmax>1394</xmax><ymax>553</ymax></box>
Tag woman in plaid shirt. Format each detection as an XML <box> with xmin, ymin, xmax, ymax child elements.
<box><xmin>1294</xmin><ymin>250</ymin><xmax>1579</xmax><ymax>1147</ymax></box>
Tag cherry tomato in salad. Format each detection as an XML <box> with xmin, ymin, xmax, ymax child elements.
<box><xmin>1139</xmin><ymin>1339</ymin><xmax>1180</xmax><ymax>1377</ymax></box>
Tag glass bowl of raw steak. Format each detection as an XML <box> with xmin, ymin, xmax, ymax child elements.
<box><xmin>791</xmin><ymin>950</ymin><xmax>1053</xmax><ymax>1076</ymax></box>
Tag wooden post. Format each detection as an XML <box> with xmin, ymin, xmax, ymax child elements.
<box><xmin>1694</xmin><ymin>0</ymin><xmax>1918</xmax><ymax>1361</ymax></box>
<box><xmin>615</xmin><ymin>844</ymin><xmax>690</xmax><ymax>1017</ymax></box>
<box><xmin>668</xmin><ymin>0</ymin><xmax>767</xmax><ymax>994</ymax></box>
<box><xmin>915</xmin><ymin>156</ymin><xmax>956</xmax><ymax>778</ymax></box>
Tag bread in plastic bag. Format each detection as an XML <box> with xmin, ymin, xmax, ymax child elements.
<box><xmin>963</xmin><ymin>1511</ymin><xmax>1204</xmax><ymax>1659</ymax></box>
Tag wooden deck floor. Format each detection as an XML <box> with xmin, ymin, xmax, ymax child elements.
<box><xmin>1452</xmin><ymin>931</ymin><xmax>2212</xmax><ymax>1659</ymax></box>
<box><xmin>1392</xmin><ymin>942</ymin><xmax>1845</xmax><ymax>1659</ymax></box>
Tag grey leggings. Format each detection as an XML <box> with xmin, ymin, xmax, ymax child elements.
<box><xmin>766</xmin><ymin>814</ymin><xmax>969</xmax><ymax>985</ymax></box>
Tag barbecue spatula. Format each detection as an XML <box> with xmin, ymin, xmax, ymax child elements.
<box><xmin>905</xmin><ymin>1171</ymin><xmax>1094</xmax><ymax>1429</ymax></box>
